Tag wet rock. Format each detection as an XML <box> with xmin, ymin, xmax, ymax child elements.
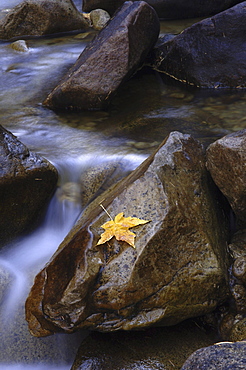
<box><xmin>43</xmin><ymin>1</ymin><xmax>160</xmax><ymax>110</ymax></box>
<box><xmin>90</xmin><ymin>9</ymin><xmax>110</xmax><ymax>30</ymax></box>
<box><xmin>71</xmin><ymin>320</ymin><xmax>218</xmax><ymax>370</ymax></box>
<box><xmin>82</xmin><ymin>0</ymin><xmax>243</xmax><ymax>19</ymax></box>
<box><xmin>25</xmin><ymin>131</ymin><xmax>230</xmax><ymax>337</ymax></box>
<box><xmin>206</xmin><ymin>129</ymin><xmax>246</xmax><ymax>226</ymax></box>
<box><xmin>0</xmin><ymin>0</ymin><xmax>90</xmax><ymax>40</ymax></box>
<box><xmin>0</xmin><ymin>125</ymin><xmax>58</xmax><ymax>246</ymax></box>
<box><xmin>150</xmin><ymin>2</ymin><xmax>246</xmax><ymax>88</ymax></box>
<box><xmin>181</xmin><ymin>341</ymin><xmax>246</xmax><ymax>370</ymax></box>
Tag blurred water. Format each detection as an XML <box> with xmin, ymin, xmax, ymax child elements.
<box><xmin>0</xmin><ymin>1</ymin><xmax>246</xmax><ymax>369</ymax></box>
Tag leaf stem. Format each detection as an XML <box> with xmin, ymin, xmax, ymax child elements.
<box><xmin>100</xmin><ymin>203</ymin><xmax>113</xmax><ymax>220</ymax></box>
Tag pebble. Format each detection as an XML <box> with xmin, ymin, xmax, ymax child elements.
<box><xmin>90</xmin><ymin>9</ymin><xmax>111</xmax><ymax>30</ymax></box>
<box><xmin>10</xmin><ymin>40</ymin><xmax>29</xmax><ymax>52</ymax></box>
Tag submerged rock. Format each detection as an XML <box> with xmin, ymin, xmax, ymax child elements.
<box><xmin>82</xmin><ymin>0</ymin><xmax>243</xmax><ymax>19</ymax></box>
<box><xmin>43</xmin><ymin>1</ymin><xmax>160</xmax><ymax>110</ymax></box>
<box><xmin>0</xmin><ymin>125</ymin><xmax>58</xmax><ymax>246</ymax></box>
<box><xmin>206</xmin><ymin>129</ymin><xmax>246</xmax><ymax>226</ymax></box>
<box><xmin>25</xmin><ymin>132</ymin><xmax>230</xmax><ymax>337</ymax></box>
<box><xmin>150</xmin><ymin>2</ymin><xmax>246</xmax><ymax>88</ymax></box>
<box><xmin>181</xmin><ymin>341</ymin><xmax>246</xmax><ymax>370</ymax></box>
<box><xmin>0</xmin><ymin>0</ymin><xmax>90</xmax><ymax>40</ymax></box>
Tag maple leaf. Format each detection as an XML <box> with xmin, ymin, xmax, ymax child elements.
<box><xmin>96</xmin><ymin>212</ymin><xmax>149</xmax><ymax>248</ymax></box>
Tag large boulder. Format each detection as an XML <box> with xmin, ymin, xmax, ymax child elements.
<box><xmin>181</xmin><ymin>341</ymin><xmax>246</xmax><ymax>370</ymax></box>
<box><xmin>206</xmin><ymin>129</ymin><xmax>246</xmax><ymax>226</ymax></box>
<box><xmin>0</xmin><ymin>0</ymin><xmax>90</xmax><ymax>40</ymax></box>
<box><xmin>150</xmin><ymin>2</ymin><xmax>246</xmax><ymax>88</ymax></box>
<box><xmin>43</xmin><ymin>1</ymin><xmax>160</xmax><ymax>110</ymax></box>
<box><xmin>0</xmin><ymin>125</ymin><xmax>58</xmax><ymax>246</ymax></box>
<box><xmin>25</xmin><ymin>132</ymin><xmax>230</xmax><ymax>337</ymax></box>
<box><xmin>82</xmin><ymin>0</ymin><xmax>243</xmax><ymax>19</ymax></box>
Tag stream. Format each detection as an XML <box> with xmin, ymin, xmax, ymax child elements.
<box><xmin>0</xmin><ymin>1</ymin><xmax>246</xmax><ymax>369</ymax></box>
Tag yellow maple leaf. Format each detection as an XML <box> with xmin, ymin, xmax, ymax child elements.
<box><xmin>96</xmin><ymin>212</ymin><xmax>149</xmax><ymax>248</ymax></box>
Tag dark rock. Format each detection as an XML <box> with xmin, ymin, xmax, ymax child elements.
<box><xmin>0</xmin><ymin>0</ymin><xmax>90</xmax><ymax>40</ymax></box>
<box><xmin>43</xmin><ymin>1</ymin><xmax>160</xmax><ymax>110</ymax></box>
<box><xmin>206</xmin><ymin>129</ymin><xmax>246</xmax><ymax>226</ymax></box>
<box><xmin>71</xmin><ymin>320</ymin><xmax>218</xmax><ymax>370</ymax></box>
<box><xmin>0</xmin><ymin>125</ymin><xmax>58</xmax><ymax>246</ymax></box>
<box><xmin>82</xmin><ymin>0</ymin><xmax>243</xmax><ymax>19</ymax></box>
<box><xmin>181</xmin><ymin>341</ymin><xmax>246</xmax><ymax>370</ymax></box>
<box><xmin>150</xmin><ymin>2</ymin><xmax>246</xmax><ymax>88</ymax></box>
<box><xmin>25</xmin><ymin>132</ymin><xmax>230</xmax><ymax>337</ymax></box>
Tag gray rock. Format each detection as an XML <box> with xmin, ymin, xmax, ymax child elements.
<box><xmin>25</xmin><ymin>132</ymin><xmax>230</xmax><ymax>337</ymax></box>
<box><xmin>150</xmin><ymin>2</ymin><xmax>246</xmax><ymax>88</ymax></box>
<box><xmin>206</xmin><ymin>129</ymin><xmax>246</xmax><ymax>226</ymax></box>
<box><xmin>181</xmin><ymin>341</ymin><xmax>246</xmax><ymax>370</ymax></box>
<box><xmin>0</xmin><ymin>125</ymin><xmax>58</xmax><ymax>246</ymax></box>
<box><xmin>0</xmin><ymin>0</ymin><xmax>90</xmax><ymax>40</ymax></box>
<box><xmin>43</xmin><ymin>1</ymin><xmax>160</xmax><ymax>110</ymax></box>
<box><xmin>80</xmin><ymin>160</ymin><xmax>130</xmax><ymax>207</ymax></box>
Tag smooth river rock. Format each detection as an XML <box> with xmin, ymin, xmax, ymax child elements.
<box><xmin>25</xmin><ymin>131</ymin><xmax>230</xmax><ymax>337</ymax></box>
<box><xmin>0</xmin><ymin>0</ymin><xmax>90</xmax><ymax>40</ymax></box>
<box><xmin>150</xmin><ymin>2</ymin><xmax>246</xmax><ymax>88</ymax></box>
<box><xmin>206</xmin><ymin>129</ymin><xmax>246</xmax><ymax>227</ymax></box>
<box><xmin>43</xmin><ymin>1</ymin><xmax>160</xmax><ymax>110</ymax></box>
<box><xmin>0</xmin><ymin>125</ymin><xmax>58</xmax><ymax>246</ymax></box>
<box><xmin>82</xmin><ymin>0</ymin><xmax>243</xmax><ymax>19</ymax></box>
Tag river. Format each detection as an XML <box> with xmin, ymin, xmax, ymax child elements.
<box><xmin>0</xmin><ymin>1</ymin><xmax>246</xmax><ymax>369</ymax></box>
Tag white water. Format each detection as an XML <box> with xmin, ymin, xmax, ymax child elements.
<box><xmin>0</xmin><ymin>152</ymin><xmax>146</xmax><ymax>369</ymax></box>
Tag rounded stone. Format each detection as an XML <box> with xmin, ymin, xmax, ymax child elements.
<box><xmin>233</xmin><ymin>256</ymin><xmax>246</xmax><ymax>284</ymax></box>
<box><xmin>90</xmin><ymin>9</ymin><xmax>110</xmax><ymax>30</ymax></box>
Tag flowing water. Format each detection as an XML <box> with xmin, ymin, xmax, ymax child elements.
<box><xmin>0</xmin><ymin>1</ymin><xmax>246</xmax><ymax>369</ymax></box>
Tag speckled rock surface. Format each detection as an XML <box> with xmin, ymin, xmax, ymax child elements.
<box><xmin>206</xmin><ymin>129</ymin><xmax>246</xmax><ymax>226</ymax></box>
<box><xmin>43</xmin><ymin>1</ymin><xmax>160</xmax><ymax>110</ymax></box>
<box><xmin>0</xmin><ymin>0</ymin><xmax>89</xmax><ymax>40</ymax></box>
<box><xmin>181</xmin><ymin>341</ymin><xmax>246</xmax><ymax>370</ymax></box>
<box><xmin>0</xmin><ymin>125</ymin><xmax>58</xmax><ymax>246</ymax></box>
<box><xmin>25</xmin><ymin>131</ymin><xmax>230</xmax><ymax>337</ymax></box>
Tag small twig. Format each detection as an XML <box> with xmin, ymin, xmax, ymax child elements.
<box><xmin>100</xmin><ymin>203</ymin><xmax>113</xmax><ymax>220</ymax></box>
